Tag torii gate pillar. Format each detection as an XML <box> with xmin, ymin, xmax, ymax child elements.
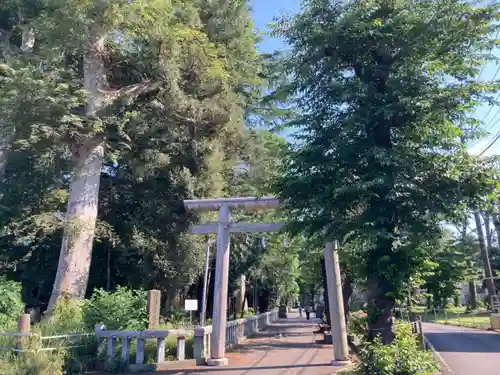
<box><xmin>208</xmin><ymin>205</ymin><xmax>231</xmax><ymax>366</ymax></box>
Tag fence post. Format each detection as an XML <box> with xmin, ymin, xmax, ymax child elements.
<box><xmin>16</xmin><ymin>314</ymin><xmax>31</xmax><ymax>350</ymax></box>
<box><xmin>417</xmin><ymin>318</ymin><xmax>425</xmax><ymax>349</ymax></box>
<box><xmin>147</xmin><ymin>289</ymin><xmax>162</xmax><ymax>329</ymax></box>
<box><xmin>176</xmin><ymin>332</ymin><xmax>186</xmax><ymax>361</ymax></box>
<box><xmin>194</xmin><ymin>328</ymin><xmax>206</xmax><ymax>365</ymax></box>
<box><xmin>95</xmin><ymin>324</ymin><xmax>107</xmax><ymax>358</ymax></box>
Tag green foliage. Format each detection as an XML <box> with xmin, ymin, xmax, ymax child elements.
<box><xmin>83</xmin><ymin>287</ymin><xmax>148</xmax><ymax>331</ymax></box>
<box><xmin>38</xmin><ymin>298</ymin><xmax>86</xmax><ymax>334</ymax></box>
<box><xmin>0</xmin><ymin>278</ymin><xmax>24</xmax><ymax>329</ymax></box>
<box><xmin>0</xmin><ymin>0</ymin><xmax>275</xmax><ymax>307</ymax></box>
<box><xmin>272</xmin><ymin>0</ymin><xmax>500</xmax><ymax>340</ymax></box>
<box><xmin>354</xmin><ymin>323</ymin><xmax>439</xmax><ymax>375</ymax></box>
<box><xmin>348</xmin><ymin>311</ymin><xmax>369</xmax><ymax>340</ymax></box>
<box><xmin>0</xmin><ymin>350</ymin><xmax>66</xmax><ymax>375</ymax></box>
<box><xmin>422</xmin><ymin>230</ymin><xmax>481</xmax><ymax>309</ymax></box>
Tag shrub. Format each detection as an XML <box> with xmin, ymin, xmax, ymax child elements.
<box><xmin>348</xmin><ymin>310</ymin><xmax>368</xmax><ymax>339</ymax></box>
<box><xmin>353</xmin><ymin>322</ymin><xmax>439</xmax><ymax>375</ymax></box>
<box><xmin>83</xmin><ymin>287</ymin><xmax>148</xmax><ymax>330</ymax></box>
<box><xmin>0</xmin><ymin>278</ymin><xmax>24</xmax><ymax>330</ymax></box>
<box><xmin>39</xmin><ymin>297</ymin><xmax>86</xmax><ymax>335</ymax></box>
<box><xmin>163</xmin><ymin>308</ymin><xmax>190</xmax><ymax>327</ymax></box>
<box><xmin>0</xmin><ymin>350</ymin><xmax>66</xmax><ymax>375</ymax></box>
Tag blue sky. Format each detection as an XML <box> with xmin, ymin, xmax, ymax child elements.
<box><xmin>250</xmin><ymin>0</ymin><xmax>500</xmax><ymax>155</ymax></box>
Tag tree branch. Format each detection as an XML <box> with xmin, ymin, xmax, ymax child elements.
<box><xmin>99</xmin><ymin>81</ymin><xmax>160</xmax><ymax>109</ymax></box>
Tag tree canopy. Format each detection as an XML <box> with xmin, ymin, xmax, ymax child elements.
<box><xmin>273</xmin><ymin>0</ymin><xmax>500</xmax><ymax>341</ymax></box>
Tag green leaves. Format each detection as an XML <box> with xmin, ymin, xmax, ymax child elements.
<box><xmin>273</xmin><ymin>0</ymin><xmax>500</xmax><ymax>340</ymax></box>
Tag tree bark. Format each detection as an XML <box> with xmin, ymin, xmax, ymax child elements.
<box><xmin>367</xmin><ymin>276</ymin><xmax>395</xmax><ymax>344</ymax></box>
<box><xmin>468</xmin><ymin>281</ymin><xmax>477</xmax><ymax>310</ymax></box>
<box><xmin>341</xmin><ymin>271</ymin><xmax>353</xmax><ymax>326</ymax></box>
<box><xmin>492</xmin><ymin>215</ymin><xmax>500</xmax><ymax>248</ymax></box>
<box><xmin>47</xmin><ymin>31</ymin><xmax>107</xmax><ymax>311</ymax></box>
<box><xmin>320</xmin><ymin>256</ymin><xmax>330</xmax><ymax>326</ymax></box>
<box><xmin>474</xmin><ymin>211</ymin><xmax>495</xmax><ymax>302</ymax></box>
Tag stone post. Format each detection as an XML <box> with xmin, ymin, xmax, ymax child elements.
<box><xmin>16</xmin><ymin>314</ymin><xmax>31</xmax><ymax>350</ymax></box>
<box><xmin>324</xmin><ymin>241</ymin><xmax>350</xmax><ymax>365</ymax></box>
<box><xmin>147</xmin><ymin>289</ymin><xmax>161</xmax><ymax>329</ymax></box>
<box><xmin>207</xmin><ymin>205</ymin><xmax>231</xmax><ymax>366</ymax></box>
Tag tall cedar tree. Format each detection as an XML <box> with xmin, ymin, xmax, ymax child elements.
<box><xmin>273</xmin><ymin>0</ymin><xmax>500</xmax><ymax>342</ymax></box>
<box><xmin>0</xmin><ymin>0</ymin><xmax>263</xmax><ymax>309</ymax></box>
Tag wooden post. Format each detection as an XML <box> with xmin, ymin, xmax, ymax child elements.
<box><xmin>418</xmin><ymin>318</ymin><xmax>425</xmax><ymax>349</ymax></box>
<box><xmin>147</xmin><ymin>289</ymin><xmax>161</xmax><ymax>329</ymax></box>
<box><xmin>16</xmin><ymin>314</ymin><xmax>31</xmax><ymax>350</ymax></box>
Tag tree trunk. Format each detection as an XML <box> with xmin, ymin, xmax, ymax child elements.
<box><xmin>341</xmin><ymin>271</ymin><xmax>353</xmax><ymax>326</ymax></box>
<box><xmin>468</xmin><ymin>281</ymin><xmax>477</xmax><ymax>310</ymax></box>
<box><xmin>483</xmin><ymin>213</ymin><xmax>493</xmax><ymax>254</ymax></box>
<box><xmin>473</xmin><ymin>211</ymin><xmax>495</xmax><ymax>302</ymax></box>
<box><xmin>492</xmin><ymin>215</ymin><xmax>500</xmax><ymax>248</ymax></box>
<box><xmin>320</xmin><ymin>256</ymin><xmax>330</xmax><ymax>326</ymax></box>
<box><xmin>47</xmin><ymin>142</ymin><xmax>104</xmax><ymax>309</ymax></box>
<box><xmin>47</xmin><ymin>32</ymin><xmax>107</xmax><ymax>311</ymax></box>
<box><xmin>367</xmin><ymin>277</ymin><xmax>395</xmax><ymax>344</ymax></box>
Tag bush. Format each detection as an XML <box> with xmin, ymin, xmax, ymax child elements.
<box><xmin>0</xmin><ymin>350</ymin><xmax>66</xmax><ymax>375</ymax></box>
<box><xmin>39</xmin><ymin>297</ymin><xmax>86</xmax><ymax>335</ymax></box>
<box><xmin>348</xmin><ymin>310</ymin><xmax>368</xmax><ymax>339</ymax></box>
<box><xmin>353</xmin><ymin>322</ymin><xmax>439</xmax><ymax>375</ymax></box>
<box><xmin>83</xmin><ymin>287</ymin><xmax>148</xmax><ymax>330</ymax></box>
<box><xmin>0</xmin><ymin>278</ymin><xmax>24</xmax><ymax>330</ymax></box>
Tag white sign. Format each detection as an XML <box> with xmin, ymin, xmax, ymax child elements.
<box><xmin>184</xmin><ymin>299</ymin><xmax>198</xmax><ymax>311</ymax></box>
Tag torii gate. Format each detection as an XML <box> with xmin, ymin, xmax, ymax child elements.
<box><xmin>183</xmin><ymin>196</ymin><xmax>349</xmax><ymax>366</ymax></box>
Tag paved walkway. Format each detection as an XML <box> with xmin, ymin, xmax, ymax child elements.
<box><xmin>141</xmin><ymin>313</ymin><xmax>349</xmax><ymax>375</ymax></box>
<box><xmin>423</xmin><ymin>322</ymin><xmax>500</xmax><ymax>375</ymax></box>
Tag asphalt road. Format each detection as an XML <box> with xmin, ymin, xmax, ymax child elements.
<box><xmin>423</xmin><ymin>322</ymin><xmax>500</xmax><ymax>375</ymax></box>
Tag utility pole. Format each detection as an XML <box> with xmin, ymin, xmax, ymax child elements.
<box><xmin>474</xmin><ymin>211</ymin><xmax>497</xmax><ymax>304</ymax></box>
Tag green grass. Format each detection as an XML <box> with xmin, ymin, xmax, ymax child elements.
<box><xmin>410</xmin><ymin>306</ymin><xmax>491</xmax><ymax>329</ymax></box>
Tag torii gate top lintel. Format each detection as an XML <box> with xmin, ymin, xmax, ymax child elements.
<box><xmin>183</xmin><ymin>196</ymin><xmax>279</xmax><ymax>212</ymax></box>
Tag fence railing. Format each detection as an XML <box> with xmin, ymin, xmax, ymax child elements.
<box><xmin>0</xmin><ymin>309</ymin><xmax>279</xmax><ymax>370</ymax></box>
<box><xmin>397</xmin><ymin>307</ymin><xmax>491</xmax><ymax>329</ymax></box>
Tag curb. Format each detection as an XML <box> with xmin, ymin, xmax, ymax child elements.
<box><xmin>423</xmin><ymin>336</ymin><xmax>455</xmax><ymax>375</ymax></box>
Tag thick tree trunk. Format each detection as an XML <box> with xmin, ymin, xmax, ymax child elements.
<box><xmin>474</xmin><ymin>211</ymin><xmax>495</xmax><ymax>302</ymax></box>
<box><xmin>47</xmin><ymin>142</ymin><xmax>103</xmax><ymax>309</ymax></box>
<box><xmin>367</xmin><ymin>276</ymin><xmax>395</xmax><ymax>344</ymax></box>
<box><xmin>47</xmin><ymin>32</ymin><xmax>107</xmax><ymax>311</ymax></box>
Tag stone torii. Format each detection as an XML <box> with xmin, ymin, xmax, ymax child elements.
<box><xmin>183</xmin><ymin>196</ymin><xmax>349</xmax><ymax>367</ymax></box>
<box><xmin>184</xmin><ymin>196</ymin><xmax>282</xmax><ymax>366</ymax></box>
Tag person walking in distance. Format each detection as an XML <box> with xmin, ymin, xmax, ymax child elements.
<box><xmin>305</xmin><ymin>305</ymin><xmax>312</xmax><ymax>320</ymax></box>
<box><xmin>298</xmin><ymin>305</ymin><xmax>303</xmax><ymax>317</ymax></box>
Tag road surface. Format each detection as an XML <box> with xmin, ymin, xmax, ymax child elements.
<box><xmin>423</xmin><ymin>322</ymin><xmax>500</xmax><ymax>375</ymax></box>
